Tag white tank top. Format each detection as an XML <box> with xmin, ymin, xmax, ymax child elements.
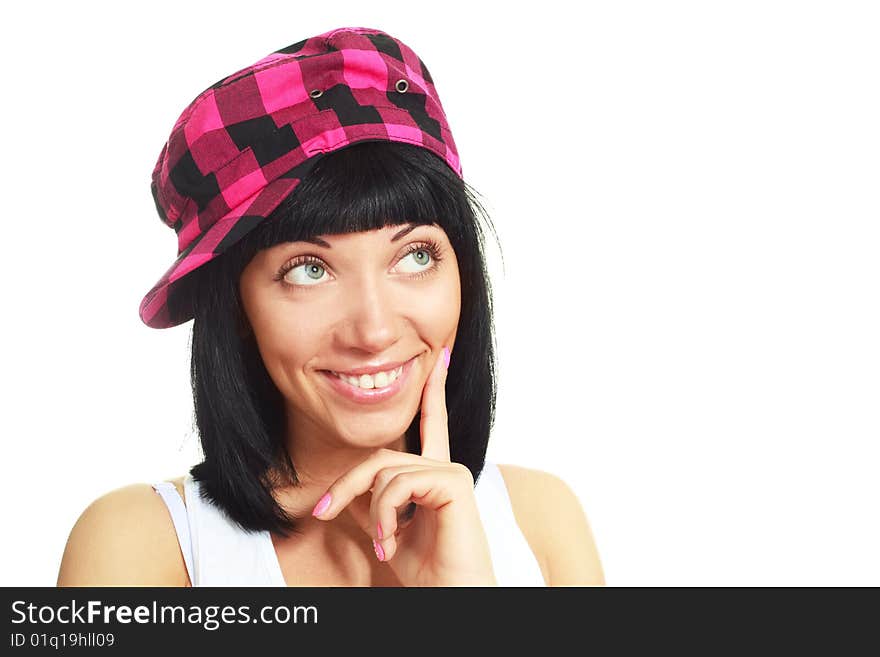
<box><xmin>152</xmin><ymin>461</ymin><xmax>546</xmax><ymax>586</ymax></box>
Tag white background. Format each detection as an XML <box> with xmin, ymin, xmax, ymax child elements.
<box><xmin>1</xmin><ymin>1</ymin><xmax>877</xmax><ymax>586</ymax></box>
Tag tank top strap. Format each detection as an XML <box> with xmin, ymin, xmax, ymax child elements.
<box><xmin>474</xmin><ymin>461</ymin><xmax>546</xmax><ymax>586</ymax></box>
<box><xmin>152</xmin><ymin>481</ymin><xmax>196</xmax><ymax>586</ymax></box>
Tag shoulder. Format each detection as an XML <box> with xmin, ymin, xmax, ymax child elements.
<box><xmin>57</xmin><ymin>477</ymin><xmax>190</xmax><ymax>587</ymax></box>
<box><xmin>496</xmin><ymin>463</ymin><xmax>605</xmax><ymax>586</ymax></box>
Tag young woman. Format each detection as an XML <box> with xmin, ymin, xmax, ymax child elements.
<box><xmin>57</xmin><ymin>27</ymin><xmax>604</xmax><ymax>587</ymax></box>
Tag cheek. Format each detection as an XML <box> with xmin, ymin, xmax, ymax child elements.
<box><xmin>414</xmin><ymin>270</ymin><xmax>462</xmax><ymax>336</ymax></box>
<box><xmin>248</xmin><ymin>303</ymin><xmax>317</xmax><ymax>374</ymax></box>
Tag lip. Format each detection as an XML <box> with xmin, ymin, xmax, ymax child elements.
<box><xmin>329</xmin><ymin>359</ymin><xmax>410</xmax><ymax>377</ymax></box>
<box><xmin>319</xmin><ymin>356</ymin><xmax>417</xmax><ymax>405</ymax></box>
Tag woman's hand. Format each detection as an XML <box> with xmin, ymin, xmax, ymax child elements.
<box><xmin>310</xmin><ymin>346</ymin><xmax>498</xmax><ymax>587</ymax></box>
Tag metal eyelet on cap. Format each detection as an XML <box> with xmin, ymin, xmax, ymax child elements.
<box><xmin>309</xmin><ymin>89</ymin><xmax>323</xmax><ymax>99</ymax></box>
<box><xmin>395</xmin><ymin>79</ymin><xmax>409</xmax><ymax>93</ymax></box>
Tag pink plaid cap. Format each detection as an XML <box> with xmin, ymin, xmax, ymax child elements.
<box><xmin>140</xmin><ymin>26</ymin><xmax>462</xmax><ymax>329</ymax></box>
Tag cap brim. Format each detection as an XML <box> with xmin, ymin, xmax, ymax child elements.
<box><xmin>139</xmin><ymin>174</ymin><xmax>305</xmax><ymax>329</ymax></box>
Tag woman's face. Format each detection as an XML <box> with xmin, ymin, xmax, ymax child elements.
<box><xmin>239</xmin><ymin>222</ymin><xmax>461</xmax><ymax>447</ymax></box>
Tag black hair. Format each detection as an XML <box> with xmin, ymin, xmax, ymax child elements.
<box><xmin>178</xmin><ymin>140</ymin><xmax>502</xmax><ymax>537</ymax></box>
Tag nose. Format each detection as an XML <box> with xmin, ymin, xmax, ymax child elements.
<box><xmin>335</xmin><ymin>273</ymin><xmax>402</xmax><ymax>352</ymax></box>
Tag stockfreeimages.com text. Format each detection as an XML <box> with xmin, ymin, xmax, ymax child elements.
<box><xmin>11</xmin><ymin>599</ymin><xmax>317</xmax><ymax>631</ymax></box>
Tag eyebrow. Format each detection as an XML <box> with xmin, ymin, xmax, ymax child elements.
<box><xmin>301</xmin><ymin>223</ymin><xmax>420</xmax><ymax>248</ymax></box>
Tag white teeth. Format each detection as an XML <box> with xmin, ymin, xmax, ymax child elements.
<box><xmin>331</xmin><ymin>365</ymin><xmax>403</xmax><ymax>389</ymax></box>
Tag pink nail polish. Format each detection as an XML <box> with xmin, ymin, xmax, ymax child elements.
<box><xmin>377</xmin><ymin>521</ymin><xmax>383</xmax><ymax>539</ymax></box>
<box><xmin>312</xmin><ymin>492</ymin><xmax>331</xmax><ymax>517</ymax></box>
<box><xmin>373</xmin><ymin>539</ymin><xmax>385</xmax><ymax>561</ymax></box>
<box><xmin>443</xmin><ymin>346</ymin><xmax>450</xmax><ymax>370</ymax></box>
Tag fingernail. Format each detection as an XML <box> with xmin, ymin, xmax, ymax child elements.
<box><xmin>312</xmin><ymin>492</ymin><xmax>331</xmax><ymax>517</ymax></box>
<box><xmin>377</xmin><ymin>521</ymin><xmax>384</xmax><ymax>539</ymax></box>
<box><xmin>443</xmin><ymin>346</ymin><xmax>450</xmax><ymax>370</ymax></box>
<box><xmin>373</xmin><ymin>539</ymin><xmax>385</xmax><ymax>561</ymax></box>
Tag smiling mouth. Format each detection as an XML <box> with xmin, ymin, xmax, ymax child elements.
<box><xmin>327</xmin><ymin>364</ymin><xmax>404</xmax><ymax>390</ymax></box>
<box><xmin>318</xmin><ymin>356</ymin><xmax>417</xmax><ymax>404</ymax></box>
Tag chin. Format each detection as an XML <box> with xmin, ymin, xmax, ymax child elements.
<box><xmin>334</xmin><ymin>419</ymin><xmax>412</xmax><ymax>448</ymax></box>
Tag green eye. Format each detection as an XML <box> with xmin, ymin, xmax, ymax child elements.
<box><xmin>281</xmin><ymin>258</ymin><xmax>329</xmax><ymax>287</ymax></box>
<box><xmin>303</xmin><ymin>263</ymin><xmax>325</xmax><ymax>281</ymax></box>
<box><xmin>398</xmin><ymin>246</ymin><xmax>433</xmax><ymax>272</ymax></box>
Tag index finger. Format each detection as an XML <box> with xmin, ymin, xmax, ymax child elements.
<box><xmin>419</xmin><ymin>345</ymin><xmax>451</xmax><ymax>462</ymax></box>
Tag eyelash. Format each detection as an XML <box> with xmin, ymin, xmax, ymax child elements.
<box><xmin>273</xmin><ymin>238</ymin><xmax>446</xmax><ymax>290</ymax></box>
